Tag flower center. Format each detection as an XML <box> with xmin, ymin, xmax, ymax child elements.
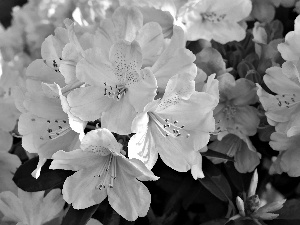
<box><xmin>103</xmin><ymin>82</ymin><xmax>127</xmax><ymax>101</ymax></box>
<box><xmin>276</xmin><ymin>93</ymin><xmax>300</xmax><ymax>108</ymax></box>
<box><xmin>37</xmin><ymin>118</ymin><xmax>71</xmax><ymax>140</ymax></box>
<box><xmin>222</xmin><ymin>104</ymin><xmax>237</xmax><ymax>121</ymax></box>
<box><xmin>94</xmin><ymin>154</ymin><xmax>117</xmax><ymax>190</ymax></box>
<box><xmin>201</xmin><ymin>12</ymin><xmax>226</xmax><ymax>23</ymax></box>
<box><xmin>149</xmin><ymin>113</ymin><xmax>190</xmax><ymax>138</ymax></box>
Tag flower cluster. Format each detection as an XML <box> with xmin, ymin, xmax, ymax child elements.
<box><xmin>2</xmin><ymin>0</ymin><xmax>300</xmax><ymax>224</ymax></box>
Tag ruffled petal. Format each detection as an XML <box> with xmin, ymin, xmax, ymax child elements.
<box><xmin>67</xmin><ymin>86</ymin><xmax>113</xmax><ymax>121</ymax></box>
<box><xmin>135</xmin><ymin>22</ymin><xmax>164</xmax><ymax>66</ymax></box>
<box><xmin>128</xmin><ymin>115</ymin><xmax>159</xmax><ymax>170</ymax></box>
<box><xmin>107</xmin><ymin>160</ymin><xmax>151</xmax><ymax>221</ymax></box>
<box><xmin>109</xmin><ymin>40</ymin><xmax>142</xmax><ymax>84</ymax></box>
<box><xmin>76</xmin><ymin>48</ymin><xmax>116</xmax><ymax>86</ymax></box>
<box><xmin>151</xmin><ymin>26</ymin><xmax>196</xmax><ymax>89</ymax></box>
<box><xmin>127</xmin><ymin>68</ymin><xmax>157</xmax><ymax>113</ymax></box>
<box><xmin>50</xmin><ymin>149</ymin><xmax>100</xmax><ymax>171</ymax></box>
<box><xmin>234</xmin><ymin>141</ymin><xmax>261</xmax><ymax>173</ymax></box>
<box><xmin>101</xmin><ymin>96</ymin><xmax>137</xmax><ymax>135</ymax></box>
<box><xmin>63</xmin><ymin>166</ymin><xmax>107</xmax><ymax>209</ymax></box>
<box><xmin>111</xmin><ymin>6</ymin><xmax>143</xmax><ymax>42</ymax></box>
<box><xmin>80</xmin><ymin>129</ymin><xmax>122</xmax><ymax>154</ymax></box>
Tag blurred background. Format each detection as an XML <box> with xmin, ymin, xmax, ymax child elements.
<box><xmin>0</xmin><ymin>0</ymin><xmax>27</xmax><ymax>28</ymax></box>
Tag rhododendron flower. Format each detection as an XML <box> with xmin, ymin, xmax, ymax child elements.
<box><xmin>278</xmin><ymin>15</ymin><xmax>300</xmax><ymax>62</ymax></box>
<box><xmin>268</xmin><ymin>125</ymin><xmax>300</xmax><ymax>176</ymax></box>
<box><xmin>94</xmin><ymin>6</ymin><xmax>195</xmax><ymax>90</ymax></box>
<box><xmin>214</xmin><ymin>73</ymin><xmax>259</xmax><ymax>142</ymax></box>
<box><xmin>178</xmin><ymin>0</ymin><xmax>252</xmax><ymax>43</ymax></box>
<box><xmin>230</xmin><ymin>170</ymin><xmax>286</xmax><ymax>223</ymax></box>
<box><xmin>209</xmin><ymin>134</ymin><xmax>261</xmax><ymax>173</ymax></box>
<box><xmin>0</xmin><ymin>189</ymin><xmax>64</xmax><ymax>225</ymax></box>
<box><xmin>50</xmin><ymin>128</ymin><xmax>158</xmax><ymax>221</ymax></box>
<box><xmin>67</xmin><ymin>40</ymin><xmax>157</xmax><ymax>134</ymax></box>
<box><xmin>128</xmin><ymin>72</ymin><xmax>219</xmax><ymax>179</ymax></box>
<box><xmin>41</xmin><ymin>19</ymin><xmax>94</xmax><ymax>84</ymax></box>
<box><xmin>257</xmin><ymin>63</ymin><xmax>300</xmax><ymax>136</ymax></box>
<box><xmin>13</xmin><ymin>60</ymin><xmax>81</xmax><ymax>178</ymax></box>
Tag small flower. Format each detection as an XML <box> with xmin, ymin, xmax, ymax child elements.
<box><xmin>0</xmin><ymin>189</ymin><xmax>64</xmax><ymax>225</ymax></box>
<box><xmin>50</xmin><ymin>128</ymin><xmax>158</xmax><ymax>221</ymax></box>
<box><xmin>257</xmin><ymin>63</ymin><xmax>300</xmax><ymax>137</ymax></box>
<box><xmin>269</xmin><ymin>127</ymin><xmax>300</xmax><ymax>177</ymax></box>
<box><xmin>214</xmin><ymin>73</ymin><xmax>259</xmax><ymax>141</ymax></box>
<box><xmin>230</xmin><ymin>170</ymin><xmax>286</xmax><ymax>224</ymax></box>
<box><xmin>178</xmin><ymin>0</ymin><xmax>252</xmax><ymax>43</ymax></box>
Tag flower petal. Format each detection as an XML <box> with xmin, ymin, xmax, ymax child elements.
<box><xmin>107</xmin><ymin>163</ymin><xmax>151</xmax><ymax>221</ymax></box>
<box><xmin>127</xmin><ymin>68</ymin><xmax>157</xmax><ymax>113</ymax></box>
<box><xmin>135</xmin><ymin>22</ymin><xmax>164</xmax><ymax>66</ymax></box>
<box><xmin>76</xmin><ymin>48</ymin><xmax>116</xmax><ymax>86</ymax></box>
<box><xmin>67</xmin><ymin>86</ymin><xmax>113</xmax><ymax>121</ymax></box>
<box><xmin>50</xmin><ymin>149</ymin><xmax>100</xmax><ymax>171</ymax></box>
<box><xmin>109</xmin><ymin>40</ymin><xmax>142</xmax><ymax>84</ymax></box>
<box><xmin>128</xmin><ymin>115</ymin><xmax>159</xmax><ymax>170</ymax></box>
<box><xmin>101</xmin><ymin>96</ymin><xmax>137</xmax><ymax>135</ymax></box>
<box><xmin>63</xmin><ymin>166</ymin><xmax>107</xmax><ymax>209</ymax></box>
<box><xmin>111</xmin><ymin>6</ymin><xmax>143</xmax><ymax>42</ymax></box>
<box><xmin>80</xmin><ymin>129</ymin><xmax>122</xmax><ymax>154</ymax></box>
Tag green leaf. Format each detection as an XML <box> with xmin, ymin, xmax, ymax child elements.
<box><xmin>202</xmin><ymin>149</ymin><xmax>234</xmax><ymax>162</ymax></box>
<box><xmin>199</xmin><ymin>158</ymin><xmax>233</xmax><ymax>202</ymax></box>
<box><xmin>13</xmin><ymin>156</ymin><xmax>74</xmax><ymax>192</ymax></box>
<box><xmin>62</xmin><ymin>204</ymin><xmax>100</xmax><ymax>225</ymax></box>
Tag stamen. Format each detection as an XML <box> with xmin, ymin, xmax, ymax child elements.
<box><xmin>276</xmin><ymin>93</ymin><xmax>300</xmax><ymax>108</ymax></box>
<box><xmin>149</xmin><ymin>113</ymin><xmax>190</xmax><ymax>138</ymax></box>
<box><xmin>95</xmin><ymin>154</ymin><xmax>116</xmax><ymax>190</ymax></box>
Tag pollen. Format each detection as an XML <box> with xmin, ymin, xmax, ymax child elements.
<box><xmin>149</xmin><ymin>113</ymin><xmax>190</xmax><ymax>139</ymax></box>
<box><xmin>38</xmin><ymin>118</ymin><xmax>72</xmax><ymax>141</ymax></box>
<box><xmin>201</xmin><ymin>12</ymin><xmax>226</xmax><ymax>23</ymax></box>
<box><xmin>276</xmin><ymin>93</ymin><xmax>299</xmax><ymax>108</ymax></box>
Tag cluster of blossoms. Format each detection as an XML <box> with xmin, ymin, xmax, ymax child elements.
<box><xmin>2</xmin><ymin>0</ymin><xmax>300</xmax><ymax>224</ymax></box>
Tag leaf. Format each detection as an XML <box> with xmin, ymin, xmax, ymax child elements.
<box><xmin>199</xmin><ymin>158</ymin><xmax>233</xmax><ymax>203</ymax></box>
<box><xmin>224</xmin><ymin>162</ymin><xmax>245</xmax><ymax>193</ymax></box>
<box><xmin>200</xmin><ymin>219</ymin><xmax>227</xmax><ymax>225</ymax></box>
<box><xmin>266</xmin><ymin>220</ymin><xmax>300</xmax><ymax>225</ymax></box>
<box><xmin>13</xmin><ymin>156</ymin><xmax>75</xmax><ymax>192</ymax></box>
<box><xmin>62</xmin><ymin>204</ymin><xmax>100</xmax><ymax>225</ymax></box>
<box><xmin>275</xmin><ymin>199</ymin><xmax>300</xmax><ymax>220</ymax></box>
<box><xmin>202</xmin><ymin>149</ymin><xmax>234</xmax><ymax>162</ymax></box>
